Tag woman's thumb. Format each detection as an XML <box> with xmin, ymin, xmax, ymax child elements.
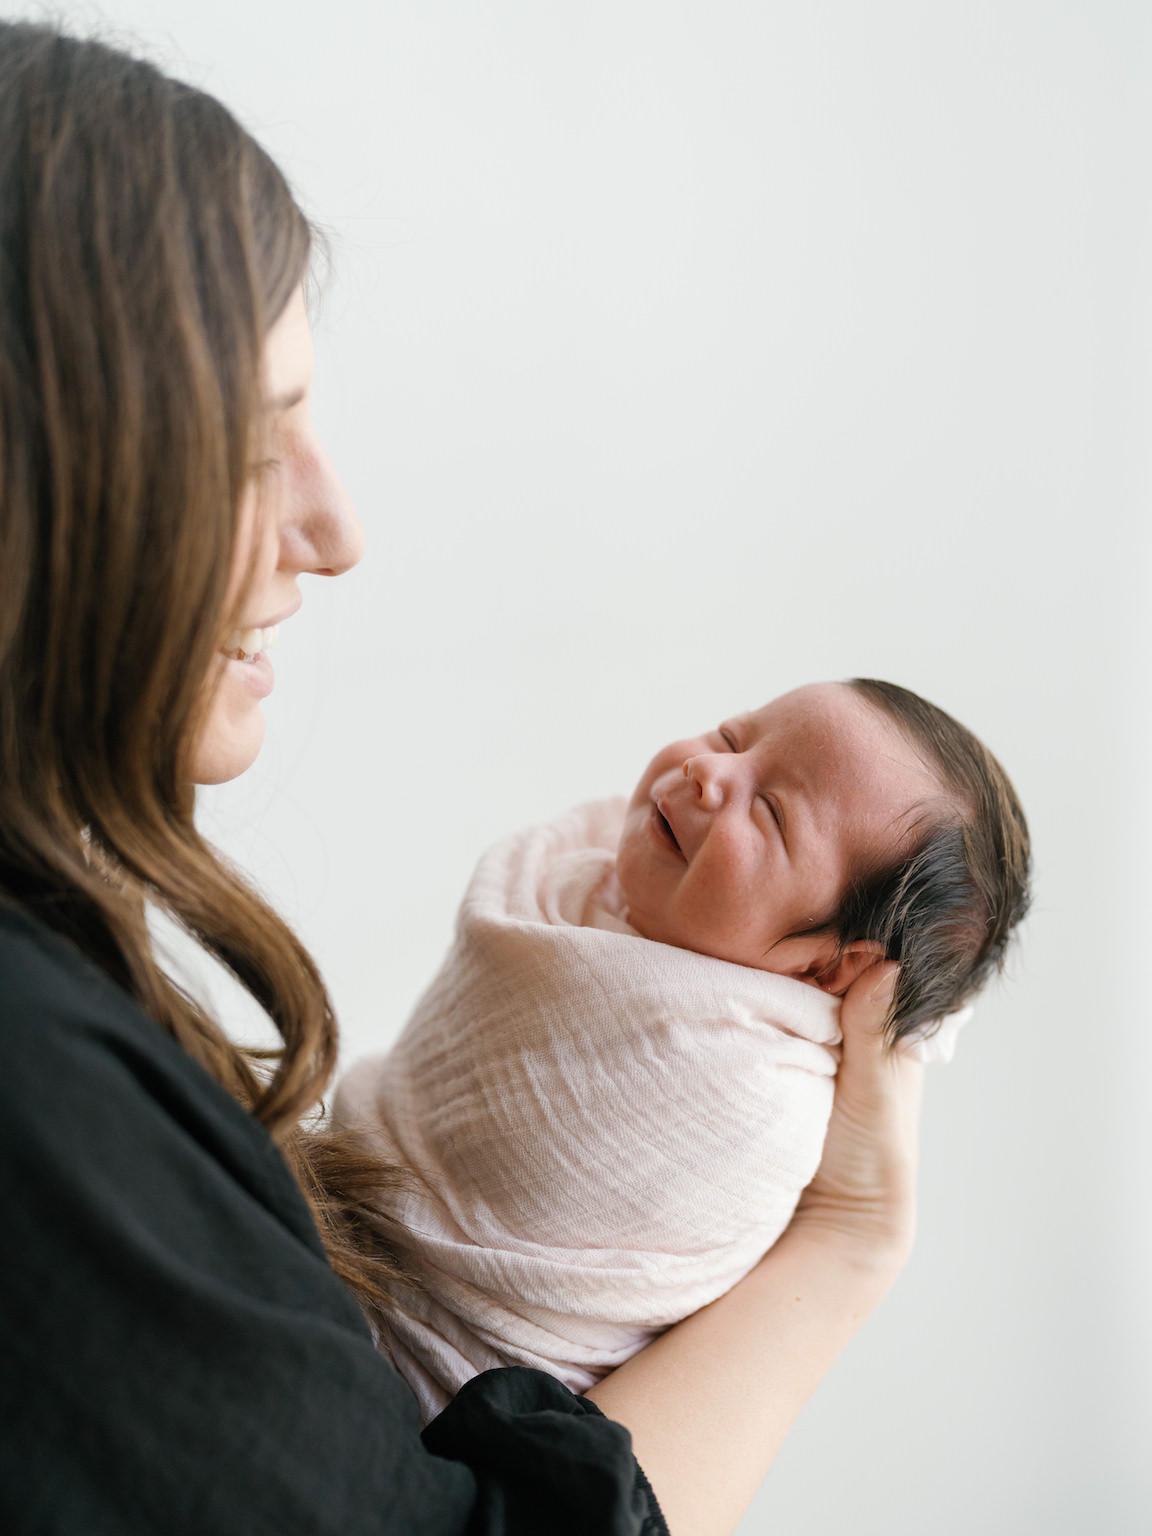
<box><xmin>840</xmin><ymin>960</ymin><xmax>899</xmax><ymax>1050</ymax></box>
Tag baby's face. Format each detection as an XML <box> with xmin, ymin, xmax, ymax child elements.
<box><xmin>616</xmin><ymin>683</ymin><xmax>943</xmax><ymax>982</ymax></box>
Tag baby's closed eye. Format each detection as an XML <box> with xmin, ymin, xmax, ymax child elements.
<box><xmin>759</xmin><ymin>794</ymin><xmax>785</xmax><ymax>834</ymax></box>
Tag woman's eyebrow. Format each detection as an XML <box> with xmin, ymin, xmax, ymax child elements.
<box><xmin>264</xmin><ymin>387</ymin><xmax>305</xmax><ymax>413</ymax></box>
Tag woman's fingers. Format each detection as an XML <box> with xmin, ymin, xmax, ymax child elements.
<box><xmin>792</xmin><ymin>961</ymin><xmax>924</xmax><ymax>1264</ymax></box>
<box><xmin>843</xmin><ymin>959</ymin><xmax>899</xmax><ymax>1042</ymax></box>
<box><xmin>839</xmin><ymin>961</ymin><xmax>924</xmax><ymax>1139</ymax></box>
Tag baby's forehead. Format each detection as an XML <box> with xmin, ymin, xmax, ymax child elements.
<box><xmin>740</xmin><ymin>682</ymin><xmax>858</xmax><ymax>733</ymax></box>
<box><xmin>739</xmin><ymin>685</ymin><xmax>938</xmax><ymax>792</ymax></box>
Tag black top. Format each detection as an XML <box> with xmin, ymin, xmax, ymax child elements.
<box><xmin>0</xmin><ymin>902</ymin><xmax>667</xmax><ymax>1535</ymax></box>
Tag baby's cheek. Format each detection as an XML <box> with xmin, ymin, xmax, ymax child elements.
<box><xmin>614</xmin><ymin>815</ymin><xmax>651</xmax><ymax>909</ymax></box>
<box><xmin>683</xmin><ymin>861</ymin><xmax>769</xmax><ymax>956</ymax></box>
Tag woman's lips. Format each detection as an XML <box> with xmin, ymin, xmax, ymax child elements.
<box><xmin>224</xmin><ymin>650</ymin><xmax>274</xmax><ymax>699</ymax></box>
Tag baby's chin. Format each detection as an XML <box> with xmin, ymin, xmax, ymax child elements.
<box><xmin>614</xmin><ymin>860</ymin><xmax>722</xmax><ymax>957</ymax></box>
<box><xmin>614</xmin><ymin>830</ymin><xmax>662</xmax><ymax>938</ymax></box>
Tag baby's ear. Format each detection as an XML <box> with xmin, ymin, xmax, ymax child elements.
<box><xmin>765</xmin><ymin>934</ymin><xmax>887</xmax><ymax>996</ymax></box>
<box><xmin>813</xmin><ymin>939</ymin><xmax>888</xmax><ymax>997</ymax></box>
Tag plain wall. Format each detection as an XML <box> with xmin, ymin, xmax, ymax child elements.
<box><xmin>13</xmin><ymin>2</ymin><xmax>1150</xmax><ymax>1530</ymax></box>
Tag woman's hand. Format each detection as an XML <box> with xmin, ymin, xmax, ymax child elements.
<box><xmin>791</xmin><ymin>961</ymin><xmax>923</xmax><ymax>1270</ymax></box>
<box><xmin>588</xmin><ymin>961</ymin><xmax>925</xmax><ymax>1536</ymax></box>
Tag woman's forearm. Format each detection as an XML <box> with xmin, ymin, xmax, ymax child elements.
<box><xmin>586</xmin><ymin>1228</ymin><xmax>904</xmax><ymax>1536</ymax></box>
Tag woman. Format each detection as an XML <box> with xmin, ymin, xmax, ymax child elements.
<box><xmin>0</xmin><ymin>23</ymin><xmax>923</xmax><ymax>1536</ymax></box>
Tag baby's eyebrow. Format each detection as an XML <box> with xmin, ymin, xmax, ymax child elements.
<box><xmin>720</xmin><ymin>712</ymin><xmax>753</xmax><ymax>740</ymax></box>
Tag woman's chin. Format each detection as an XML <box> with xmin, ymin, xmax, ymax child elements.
<box><xmin>191</xmin><ymin>707</ymin><xmax>267</xmax><ymax>785</ymax></box>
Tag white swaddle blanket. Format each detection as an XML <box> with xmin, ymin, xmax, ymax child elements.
<box><xmin>335</xmin><ymin>798</ymin><xmax>963</xmax><ymax>1421</ymax></box>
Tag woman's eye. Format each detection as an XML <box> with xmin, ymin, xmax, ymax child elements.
<box><xmin>718</xmin><ymin>728</ymin><xmax>737</xmax><ymax>751</ymax></box>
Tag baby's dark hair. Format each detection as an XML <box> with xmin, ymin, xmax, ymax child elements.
<box><xmin>826</xmin><ymin>679</ymin><xmax>1031</xmax><ymax>1043</ymax></box>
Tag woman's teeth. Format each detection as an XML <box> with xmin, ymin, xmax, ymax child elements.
<box><xmin>223</xmin><ymin>623</ymin><xmax>279</xmax><ymax>662</ymax></box>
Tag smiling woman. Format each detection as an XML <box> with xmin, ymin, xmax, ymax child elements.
<box><xmin>0</xmin><ymin>19</ymin><xmax>971</xmax><ymax>1536</ymax></box>
<box><xmin>194</xmin><ymin>289</ymin><xmax>363</xmax><ymax>785</ymax></box>
<box><xmin>0</xmin><ymin>22</ymin><xmax>399</xmax><ymax>1305</ymax></box>
<box><xmin>0</xmin><ymin>21</ymin><xmax>675</xmax><ymax>1533</ymax></box>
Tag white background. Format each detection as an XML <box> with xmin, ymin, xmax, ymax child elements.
<box><xmin>15</xmin><ymin>2</ymin><xmax>1151</xmax><ymax>1531</ymax></box>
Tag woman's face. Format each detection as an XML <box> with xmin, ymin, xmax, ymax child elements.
<box><xmin>192</xmin><ymin>286</ymin><xmax>364</xmax><ymax>784</ymax></box>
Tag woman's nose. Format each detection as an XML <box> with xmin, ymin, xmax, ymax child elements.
<box><xmin>280</xmin><ymin>435</ymin><xmax>366</xmax><ymax>577</ymax></box>
<box><xmin>682</xmin><ymin>755</ymin><xmax>725</xmax><ymax>811</ymax></box>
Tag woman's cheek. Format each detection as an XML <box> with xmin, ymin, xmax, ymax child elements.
<box><xmin>191</xmin><ymin>667</ymin><xmax>267</xmax><ymax>784</ymax></box>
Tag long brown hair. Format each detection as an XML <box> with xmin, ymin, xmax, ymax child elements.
<box><xmin>0</xmin><ymin>22</ymin><xmax>401</xmax><ymax>1306</ymax></box>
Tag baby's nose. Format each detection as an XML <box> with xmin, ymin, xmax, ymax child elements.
<box><xmin>683</xmin><ymin>755</ymin><xmax>724</xmax><ymax>810</ymax></box>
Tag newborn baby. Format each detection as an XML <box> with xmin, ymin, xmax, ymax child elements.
<box><xmin>336</xmin><ymin>679</ymin><xmax>1030</xmax><ymax>1421</ymax></box>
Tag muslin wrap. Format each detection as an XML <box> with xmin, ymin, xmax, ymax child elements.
<box><xmin>334</xmin><ymin>798</ymin><xmax>963</xmax><ymax>1421</ymax></box>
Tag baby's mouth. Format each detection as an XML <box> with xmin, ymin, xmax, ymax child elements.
<box><xmin>652</xmin><ymin>799</ymin><xmax>683</xmax><ymax>855</ymax></box>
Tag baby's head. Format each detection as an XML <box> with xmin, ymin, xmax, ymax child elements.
<box><xmin>616</xmin><ymin>680</ymin><xmax>1030</xmax><ymax>1042</ymax></box>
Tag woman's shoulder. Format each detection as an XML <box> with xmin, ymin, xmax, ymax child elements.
<box><xmin>0</xmin><ymin>896</ymin><xmax>324</xmax><ymax>1255</ymax></box>
<box><xmin>0</xmin><ymin>895</ymin><xmax>176</xmax><ymax>1099</ymax></box>
<box><xmin>1</xmin><ymin>894</ymin><xmax>174</xmax><ymax>1056</ymax></box>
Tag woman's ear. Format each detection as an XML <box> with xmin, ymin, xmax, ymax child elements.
<box><xmin>764</xmin><ymin>934</ymin><xmax>888</xmax><ymax>996</ymax></box>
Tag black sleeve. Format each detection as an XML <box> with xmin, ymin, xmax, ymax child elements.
<box><xmin>0</xmin><ymin>906</ymin><xmax>667</xmax><ymax>1536</ymax></box>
